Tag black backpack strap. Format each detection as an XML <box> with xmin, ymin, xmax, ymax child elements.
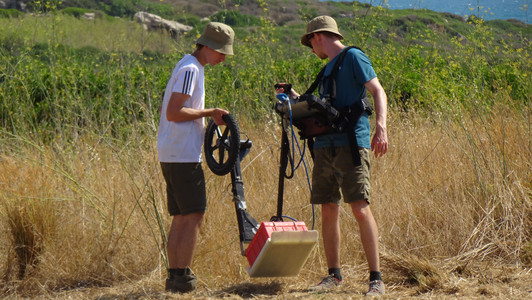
<box><xmin>303</xmin><ymin>65</ymin><xmax>326</xmax><ymax>95</ymax></box>
<box><xmin>304</xmin><ymin>46</ymin><xmax>361</xmax><ymax>96</ymax></box>
<box><xmin>346</xmin><ymin>121</ymin><xmax>361</xmax><ymax>166</ymax></box>
<box><xmin>323</xmin><ymin>46</ymin><xmax>357</xmax><ymax>100</ymax></box>
<box><xmin>345</xmin><ymin>102</ymin><xmax>366</xmax><ymax>166</ymax></box>
<box><xmin>331</xmin><ymin>46</ymin><xmax>367</xmax><ymax>167</ymax></box>
<box><xmin>307</xmin><ymin>138</ymin><xmax>315</xmax><ymax>161</ymax></box>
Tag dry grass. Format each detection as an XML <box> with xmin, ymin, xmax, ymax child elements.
<box><xmin>0</xmin><ymin>105</ymin><xmax>531</xmax><ymax>298</ymax></box>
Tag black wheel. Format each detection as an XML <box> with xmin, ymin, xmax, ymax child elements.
<box><xmin>204</xmin><ymin>114</ymin><xmax>240</xmax><ymax>176</ymax></box>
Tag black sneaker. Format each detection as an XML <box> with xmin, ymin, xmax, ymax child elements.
<box><xmin>309</xmin><ymin>274</ymin><xmax>342</xmax><ymax>291</ymax></box>
<box><xmin>165</xmin><ymin>273</ymin><xmax>197</xmax><ymax>293</ymax></box>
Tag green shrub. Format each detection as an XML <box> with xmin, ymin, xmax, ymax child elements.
<box><xmin>173</xmin><ymin>13</ymin><xmax>202</xmax><ymax>28</ymax></box>
<box><xmin>210</xmin><ymin>10</ymin><xmax>261</xmax><ymax>27</ymax></box>
<box><xmin>61</xmin><ymin>7</ymin><xmax>92</xmax><ymax>18</ymax></box>
<box><xmin>0</xmin><ymin>8</ymin><xmax>22</xmax><ymax>18</ymax></box>
<box><xmin>143</xmin><ymin>1</ymin><xmax>177</xmax><ymax>20</ymax></box>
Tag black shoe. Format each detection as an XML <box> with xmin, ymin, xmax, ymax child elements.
<box><xmin>165</xmin><ymin>273</ymin><xmax>197</xmax><ymax>293</ymax></box>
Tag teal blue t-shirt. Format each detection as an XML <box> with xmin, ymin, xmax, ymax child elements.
<box><xmin>314</xmin><ymin>47</ymin><xmax>376</xmax><ymax>149</ymax></box>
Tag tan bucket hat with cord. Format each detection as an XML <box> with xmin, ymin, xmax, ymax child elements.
<box><xmin>301</xmin><ymin>15</ymin><xmax>344</xmax><ymax>48</ymax></box>
<box><xmin>197</xmin><ymin>22</ymin><xmax>234</xmax><ymax>55</ymax></box>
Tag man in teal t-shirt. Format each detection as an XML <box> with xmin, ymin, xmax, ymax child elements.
<box><xmin>313</xmin><ymin>47</ymin><xmax>376</xmax><ymax>150</ymax></box>
<box><xmin>276</xmin><ymin>16</ymin><xmax>388</xmax><ymax>296</ymax></box>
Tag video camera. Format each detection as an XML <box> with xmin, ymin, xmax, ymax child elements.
<box><xmin>274</xmin><ymin>83</ymin><xmax>292</xmax><ymax>95</ymax></box>
<box><xmin>274</xmin><ymin>91</ymin><xmax>348</xmax><ymax>139</ymax></box>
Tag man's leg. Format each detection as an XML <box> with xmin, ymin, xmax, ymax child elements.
<box><xmin>350</xmin><ymin>200</ymin><xmax>379</xmax><ymax>272</ymax></box>
<box><xmin>167</xmin><ymin>212</ymin><xmax>205</xmax><ymax>269</ymax></box>
<box><xmin>309</xmin><ymin>202</ymin><xmax>343</xmax><ymax>291</ymax></box>
<box><xmin>321</xmin><ymin>203</ymin><xmax>341</xmax><ymax>269</ymax></box>
<box><xmin>351</xmin><ymin>201</ymin><xmax>386</xmax><ymax>296</ymax></box>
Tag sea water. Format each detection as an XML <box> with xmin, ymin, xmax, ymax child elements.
<box><xmin>328</xmin><ymin>0</ymin><xmax>529</xmax><ymax>23</ymax></box>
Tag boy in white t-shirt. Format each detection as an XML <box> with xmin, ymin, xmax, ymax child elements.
<box><xmin>157</xmin><ymin>22</ymin><xmax>234</xmax><ymax>293</ymax></box>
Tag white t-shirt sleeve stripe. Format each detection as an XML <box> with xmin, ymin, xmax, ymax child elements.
<box><xmin>182</xmin><ymin>71</ymin><xmax>190</xmax><ymax>94</ymax></box>
<box><xmin>182</xmin><ymin>70</ymin><xmax>194</xmax><ymax>95</ymax></box>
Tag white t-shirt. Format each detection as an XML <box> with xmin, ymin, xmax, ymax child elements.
<box><xmin>157</xmin><ymin>54</ymin><xmax>205</xmax><ymax>163</ymax></box>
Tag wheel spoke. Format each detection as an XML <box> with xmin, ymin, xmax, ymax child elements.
<box><xmin>221</xmin><ymin>126</ymin><xmax>230</xmax><ymax>139</ymax></box>
<box><xmin>217</xmin><ymin>147</ymin><xmax>225</xmax><ymax>163</ymax></box>
<box><xmin>210</xmin><ymin>144</ymin><xmax>220</xmax><ymax>156</ymax></box>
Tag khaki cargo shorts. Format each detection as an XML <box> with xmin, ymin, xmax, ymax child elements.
<box><xmin>310</xmin><ymin>146</ymin><xmax>371</xmax><ymax>205</ymax></box>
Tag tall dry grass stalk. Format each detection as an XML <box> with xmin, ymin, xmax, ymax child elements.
<box><xmin>0</xmin><ymin>104</ymin><xmax>530</xmax><ymax>296</ymax></box>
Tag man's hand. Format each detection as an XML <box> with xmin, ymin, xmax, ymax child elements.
<box><xmin>371</xmin><ymin>123</ymin><xmax>388</xmax><ymax>158</ymax></box>
<box><xmin>212</xmin><ymin>108</ymin><xmax>229</xmax><ymax>125</ymax></box>
<box><xmin>275</xmin><ymin>82</ymin><xmax>300</xmax><ymax>99</ymax></box>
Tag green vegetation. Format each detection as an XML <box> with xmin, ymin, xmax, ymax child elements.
<box><xmin>0</xmin><ymin>1</ymin><xmax>529</xmax><ymax>142</ymax></box>
<box><xmin>0</xmin><ymin>8</ymin><xmax>22</xmax><ymax>18</ymax></box>
<box><xmin>211</xmin><ymin>9</ymin><xmax>262</xmax><ymax>26</ymax></box>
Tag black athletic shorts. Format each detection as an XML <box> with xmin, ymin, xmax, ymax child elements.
<box><xmin>160</xmin><ymin>162</ymin><xmax>207</xmax><ymax>216</ymax></box>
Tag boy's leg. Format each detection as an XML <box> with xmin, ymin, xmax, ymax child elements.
<box><xmin>167</xmin><ymin>212</ymin><xmax>205</xmax><ymax>269</ymax></box>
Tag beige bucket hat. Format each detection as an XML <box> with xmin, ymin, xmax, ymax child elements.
<box><xmin>197</xmin><ymin>22</ymin><xmax>234</xmax><ymax>55</ymax></box>
<box><xmin>301</xmin><ymin>15</ymin><xmax>344</xmax><ymax>48</ymax></box>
